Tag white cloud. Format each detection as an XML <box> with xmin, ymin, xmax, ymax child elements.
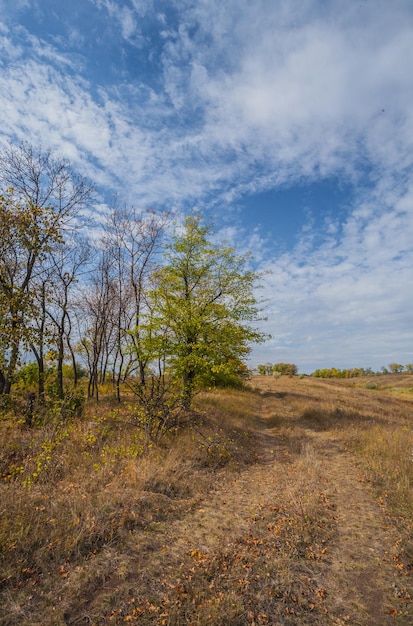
<box><xmin>2</xmin><ymin>2</ymin><xmax>413</xmax><ymax>207</ymax></box>
<box><xmin>0</xmin><ymin>0</ymin><xmax>29</xmax><ymax>12</ymax></box>
<box><xmin>0</xmin><ymin>0</ymin><xmax>412</xmax><ymax>371</ymax></box>
<box><xmin>92</xmin><ymin>0</ymin><xmax>145</xmax><ymax>45</ymax></box>
<box><xmin>256</xmin><ymin>178</ymin><xmax>413</xmax><ymax>371</ymax></box>
<box><xmin>120</xmin><ymin>7</ymin><xmax>137</xmax><ymax>39</ymax></box>
<box><xmin>190</xmin><ymin>5</ymin><xmax>413</xmax><ymax>183</ymax></box>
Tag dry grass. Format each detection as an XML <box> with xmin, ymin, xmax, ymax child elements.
<box><xmin>291</xmin><ymin>375</ymin><xmax>413</xmax><ymax>518</ymax></box>
<box><xmin>0</xmin><ymin>386</ymin><xmax>260</xmax><ymax>625</ymax></box>
<box><xmin>1</xmin><ymin>375</ymin><xmax>413</xmax><ymax>624</ymax></box>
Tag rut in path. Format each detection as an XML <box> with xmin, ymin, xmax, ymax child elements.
<box><xmin>304</xmin><ymin>432</ymin><xmax>402</xmax><ymax>625</ymax></box>
<box><xmin>257</xmin><ymin>385</ymin><xmax>411</xmax><ymax>624</ymax></box>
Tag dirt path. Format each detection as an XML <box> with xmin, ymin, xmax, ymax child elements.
<box><xmin>306</xmin><ymin>432</ymin><xmax>401</xmax><ymax>624</ymax></box>
<box><xmin>153</xmin><ymin>385</ymin><xmax>411</xmax><ymax>624</ymax></box>
<box><xmin>257</xmin><ymin>385</ymin><xmax>412</xmax><ymax>624</ymax></box>
<box><xmin>100</xmin><ymin>380</ymin><xmax>413</xmax><ymax>625</ymax></box>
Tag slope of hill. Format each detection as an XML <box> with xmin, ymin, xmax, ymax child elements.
<box><xmin>1</xmin><ymin>376</ymin><xmax>413</xmax><ymax>624</ymax></box>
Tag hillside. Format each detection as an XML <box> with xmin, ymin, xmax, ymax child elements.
<box><xmin>1</xmin><ymin>375</ymin><xmax>413</xmax><ymax>624</ymax></box>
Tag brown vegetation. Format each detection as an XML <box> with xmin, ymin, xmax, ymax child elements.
<box><xmin>1</xmin><ymin>375</ymin><xmax>413</xmax><ymax>624</ymax></box>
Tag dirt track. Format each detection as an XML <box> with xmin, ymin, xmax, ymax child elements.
<box><xmin>82</xmin><ymin>376</ymin><xmax>413</xmax><ymax>625</ymax></box>
<box><xmin>154</xmin><ymin>377</ymin><xmax>413</xmax><ymax>624</ymax></box>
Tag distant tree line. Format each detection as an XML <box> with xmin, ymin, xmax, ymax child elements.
<box><xmin>257</xmin><ymin>363</ymin><xmax>413</xmax><ymax>378</ymax></box>
<box><xmin>311</xmin><ymin>363</ymin><xmax>412</xmax><ymax>378</ymax></box>
<box><xmin>311</xmin><ymin>367</ymin><xmax>373</xmax><ymax>378</ymax></box>
<box><xmin>0</xmin><ymin>142</ymin><xmax>265</xmax><ymax>433</ymax></box>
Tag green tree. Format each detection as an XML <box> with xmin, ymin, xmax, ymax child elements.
<box><xmin>148</xmin><ymin>215</ymin><xmax>266</xmax><ymax>410</ymax></box>
<box><xmin>0</xmin><ymin>142</ymin><xmax>94</xmax><ymax>397</ymax></box>
<box><xmin>0</xmin><ymin>190</ymin><xmax>61</xmax><ymax>394</ymax></box>
<box><xmin>272</xmin><ymin>362</ymin><xmax>297</xmax><ymax>376</ymax></box>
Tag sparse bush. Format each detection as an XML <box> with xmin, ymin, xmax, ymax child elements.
<box><xmin>61</xmin><ymin>387</ymin><xmax>85</xmax><ymax>419</ymax></box>
<box><xmin>126</xmin><ymin>375</ymin><xmax>183</xmax><ymax>444</ymax></box>
<box><xmin>62</xmin><ymin>363</ymin><xmax>87</xmax><ymax>380</ymax></box>
<box><xmin>16</xmin><ymin>362</ymin><xmax>39</xmax><ymax>388</ymax></box>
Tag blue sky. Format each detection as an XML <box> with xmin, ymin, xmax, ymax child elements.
<box><xmin>1</xmin><ymin>0</ymin><xmax>412</xmax><ymax>373</ymax></box>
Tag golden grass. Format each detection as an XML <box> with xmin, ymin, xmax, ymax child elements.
<box><xmin>0</xmin><ymin>386</ymin><xmax>261</xmax><ymax>625</ymax></box>
<box><xmin>1</xmin><ymin>375</ymin><xmax>413</xmax><ymax>624</ymax></box>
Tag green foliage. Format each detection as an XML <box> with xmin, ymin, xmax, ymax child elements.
<box><xmin>16</xmin><ymin>362</ymin><xmax>39</xmax><ymax>388</ymax></box>
<box><xmin>15</xmin><ymin>361</ymin><xmax>86</xmax><ymax>410</ymax></box>
<box><xmin>205</xmin><ymin>359</ymin><xmax>250</xmax><ymax>389</ymax></box>
<box><xmin>311</xmin><ymin>367</ymin><xmax>373</xmax><ymax>378</ymax></box>
<box><xmin>0</xmin><ymin>190</ymin><xmax>64</xmax><ymax>390</ymax></box>
<box><xmin>257</xmin><ymin>362</ymin><xmax>297</xmax><ymax>376</ymax></box>
<box><xmin>62</xmin><ymin>363</ymin><xmax>87</xmax><ymax>380</ymax></box>
<box><xmin>0</xmin><ymin>189</ymin><xmax>61</xmax><ymax>393</ymax></box>
<box><xmin>388</xmin><ymin>362</ymin><xmax>404</xmax><ymax>374</ymax></box>
<box><xmin>0</xmin><ymin>143</ymin><xmax>94</xmax><ymax>399</ymax></box>
<box><xmin>45</xmin><ymin>388</ymin><xmax>85</xmax><ymax>424</ymax></box>
<box><xmin>272</xmin><ymin>362</ymin><xmax>298</xmax><ymax>376</ymax></box>
<box><xmin>311</xmin><ymin>363</ymin><xmax>412</xmax><ymax>378</ymax></box>
<box><xmin>144</xmin><ymin>215</ymin><xmax>266</xmax><ymax>409</ymax></box>
<box><xmin>61</xmin><ymin>388</ymin><xmax>85</xmax><ymax>420</ymax></box>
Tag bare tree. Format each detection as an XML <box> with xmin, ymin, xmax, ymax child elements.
<box><xmin>30</xmin><ymin>270</ymin><xmax>53</xmax><ymax>404</ymax></box>
<box><xmin>0</xmin><ymin>141</ymin><xmax>93</xmax><ymax>216</ymax></box>
<box><xmin>45</xmin><ymin>236</ymin><xmax>91</xmax><ymax>399</ymax></box>
<box><xmin>103</xmin><ymin>207</ymin><xmax>168</xmax><ymax>401</ymax></box>
<box><xmin>78</xmin><ymin>250</ymin><xmax>117</xmax><ymax>402</ymax></box>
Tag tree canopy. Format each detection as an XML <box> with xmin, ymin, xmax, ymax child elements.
<box><xmin>144</xmin><ymin>215</ymin><xmax>266</xmax><ymax>409</ymax></box>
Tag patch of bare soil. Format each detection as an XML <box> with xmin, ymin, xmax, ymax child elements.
<box><xmin>70</xmin><ymin>378</ymin><xmax>413</xmax><ymax>625</ymax></box>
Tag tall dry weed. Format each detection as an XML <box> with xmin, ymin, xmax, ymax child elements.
<box><xmin>351</xmin><ymin>423</ymin><xmax>413</xmax><ymax>516</ymax></box>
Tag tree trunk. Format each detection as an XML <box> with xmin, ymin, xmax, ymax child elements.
<box><xmin>67</xmin><ymin>336</ymin><xmax>78</xmax><ymax>387</ymax></box>
<box><xmin>182</xmin><ymin>368</ymin><xmax>195</xmax><ymax>411</ymax></box>
<box><xmin>116</xmin><ymin>352</ymin><xmax>124</xmax><ymax>403</ymax></box>
<box><xmin>31</xmin><ymin>345</ymin><xmax>46</xmax><ymax>405</ymax></box>
<box><xmin>57</xmin><ymin>334</ymin><xmax>65</xmax><ymax>400</ymax></box>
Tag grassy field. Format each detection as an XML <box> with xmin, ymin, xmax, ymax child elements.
<box><xmin>1</xmin><ymin>375</ymin><xmax>413</xmax><ymax>624</ymax></box>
